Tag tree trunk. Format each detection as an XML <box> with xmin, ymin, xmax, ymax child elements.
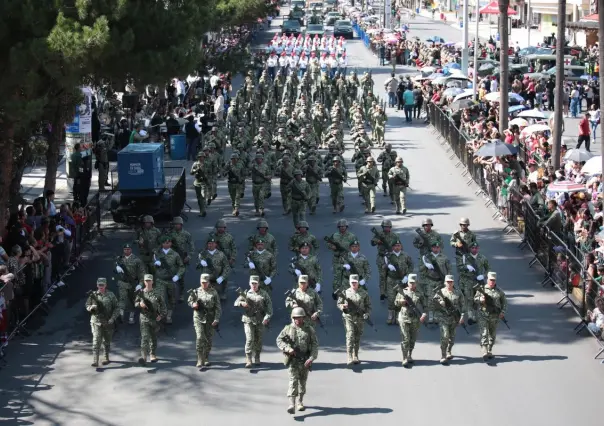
<box><xmin>0</xmin><ymin>135</ymin><xmax>15</xmax><ymax>229</ymax></box>
<box><xmin>551</xmin><ymin>0</ymin><xmax>566</xmax><ymax>170</ymax></box>
<box><xmin>9</xmin><ymin>137</ymin><xmax>32</xmax><ymax>209</ymax></box>
<box><xmin>44</xmin><ymin>113</ymin><xmax>64</xmax><ymax>192</ymax></box>
<box><xmin>599</xmin><ymin>0</ymin><xmax>604</xmax><ymax>181</ymax></box>
<box><xmin>498</xmin><ymin>0</ymin><xmax>510</xmax><ymax>132</ymax></box>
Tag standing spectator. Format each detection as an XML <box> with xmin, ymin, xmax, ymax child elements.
<box><xmin>577</xmin><ymin>112</ymin><xmax>591</xmax><ymax>152</ymax></box>
<box><xmin>589</xmin><ymin>104</ymin><xmax>600</xmax><ymax>141</ymax></box>
<box><xmin>403</xmin><ymin>86</ymin><xmax>415</xmax><ymax>122</ymax></box>
<box><xmin>214</xmin><ymin>92</ymin><xmax>225</xmax><ymax>124</ymax></box>
<box><xmin>0</xmin><ymin>235</ymin><xmax>8</xmax><ymax>266</ymax></box>
<box><xmin>413</xmin><ymin>84</ymin><xmax>424</xmax><ymax>119</ymax></box>
<box><xmin>384</xmin><ymin>73</ymin><xmax>397</xmax><ymax>108</ymax></box>
<box><xmin>570</xmin><ymin>85</ymin><xmax>581</xmax><ymax>117</ymax></box>
<box><xmin>184</xmin><ymin>115</ymin><xmax>201</xmax><ymax>161</ymax></box>
<box><xmin>378</xmin><ymin>42</ymin><xmax>386</xmax><ymax>66</ymax></box>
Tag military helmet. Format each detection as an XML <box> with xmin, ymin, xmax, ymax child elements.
<box><xmin>197</xmin><ymin>151</ymin><xmax>205</xmax><ymax>157</ymax></box>
<box><xmin>257</xmin><ymin>220</ymin><xmax>269</xmax><ymax>229</ymax></box>
<box><xmin>422</xmin><ymin>218</ymin><xmax>434</xmax><ymax>226</ymax></box>
<box><xmin>336</xmin><ymin>219</ymin><xmax>348</xmax><ymax>227</ymax></box>
<box><xmin>215</xmin><ymin>219</ymin><xmax>227</xmax><ymax>228</ymax></box>
<box><xmin>230</xmin><ymin>153</ymin><xmax>239</xmax><ymax>159</ymax></box>
<box><xmin>307</xmin><ymin>156</ymin><xmax>316</xmax><ymax>162</ymax></box>
<box><xmin>366</xmin><ymin>156</ymin><xmax>375</xmax><ymax>163</ymax></box>
<box><xmin>255</xmin><ymin>152</ymin><xmax>264</xmax><ymax>159</ymax></box>
<box><xmin>395</xmin><ymin>156</ymin><xmax>403</xmax><ymax>162</ymax></box>
<box><xmin>459</xmin><ymin>217</ymin><xmax>470</xmax><ymax>226</ymax></box>
<box><xmin>172</xmin><ymin>216</ymin><xmax>184</xmax><ymax>225</ymax></box>
<box><xmin>381</xmin><ymin>219</ymin><xmax>392</xmax><ymax>227</ymax></box>
<box><xmin>385</xmin><ymin>143</ymin><xmax>392</xmax><ymax>149</ymax></box>
<box><xmin>291</xmin><ymin>307</ymin><xmax>306</xmax><ymax>318</ymax></box>
<box><xmin>142</xmin><ymin>215</ymin><xmax>154</xmax><ymax>224</ymax></box>
<box><xmin>293</xmin><ymin>169</ymin><xmax>302</xmax><ymax>176</ymax></box>
<box><xmin>297</xmin><ymin>220</ymin><xmax>309</xmax><ymax>229</ymax></box>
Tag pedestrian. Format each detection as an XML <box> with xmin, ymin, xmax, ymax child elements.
<box><xmin>85</xmin><ymin>277</ymin><xmax>119</xmax><ymax>367</ymax></box>
<box><xmin>403</xmin><ymin>85</ymin><xmax>415</xmax><ymax>122</ymax></box>
<box><xmin>188</xmin><ymin>273</ymin><xmax>221</xmax><ymax>368</ymax></box>
<box><xmin>589</xmin><ymin>104</ymin><xmax>600</xmax><ymax>141</ymax></box>
<box><xmin>184</xmin><ymin>115</ymin><xmax>201</xmax><ymax>161</ymax></box>
<box><xmin>577</xmin><ymin>112</ymin><xmax>591</xmax><ymax>151</ymax></box>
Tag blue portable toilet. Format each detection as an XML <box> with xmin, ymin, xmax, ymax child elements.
<box><xmin>117</xmin><ymin>143</ymin><xmax>165</xmax><ymax>191</ymax></box>
<box><xmin>169</xmin><ymin>134</ymin><xmax>186</xmax><ymax>160</ymax></box>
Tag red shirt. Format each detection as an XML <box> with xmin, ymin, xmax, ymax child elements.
<box><xmin>579</xmin><ymin>117</ymin><xmax>590</xmax><ymax>135</ymax></box>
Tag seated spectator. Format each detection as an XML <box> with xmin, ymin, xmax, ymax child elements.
<box><xmin>587</xmin><ymin>298</ymin><xmax>604</xmax><ymax>339</ymax></box>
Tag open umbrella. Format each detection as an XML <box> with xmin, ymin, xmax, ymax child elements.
<box><xmin>446</xmin><ymin>63</ymin><xmax>461</xmax><ymax>70</ymax></box>
<box><xmin>581</xmin><ymin>156</ymin><xmax>603</xmax><ymax>175</ymax></box>
<box><xmin>564</xmin><ymin>149</ymin><xmax>594</xmax><ymax>163</ymax></box>
<box><xmin>443</xmin><ymin>87</ymin><xmax>465</xmax><ymax>97</ymax></box>
<box><xmin>449</xmin><ymin>99</ymin><xmax>476</xmax><ymax>112</ymax></box>
<box><xmin>484</xmin><ymin>92</ymin><xmax>524</xmax><ymax>103</ymax></box>
<box><xmin>509</xmin><ymin>117</ymin><xmax>529</xmax><ymax>127</ymax></box>
<box><xmin>452</xmin><ymin>89</ymin><xmax>475</xmax><ymax>102</ymax></box>
<box><xmin>518</xmin><ymin>109</ymin><xmax>546</xmax><ymax>119</ymax></box>
<box><xmin>546</xmin><ymin>181</ymin><xmax>586</xmax><ymax>194</ymax></box>
<box><xmin>474</xmin><ymin>140</ymin><xmax>518</xmax><ymax>157</ymax></box>
<box><xmin>426</xmin><ymin>36</ymin><xmax>445</xmax><ymax>44</ymax></box>
<box><xmin>521</xmin><ymin>123</ymin><xmax>551</xmax><ymax>136</ymax></box>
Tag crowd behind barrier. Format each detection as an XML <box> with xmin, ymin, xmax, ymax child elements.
<box><xmin>429</xmin><ymin>103</ymin><xmax>604</xmax><ymax>359</ymax></box>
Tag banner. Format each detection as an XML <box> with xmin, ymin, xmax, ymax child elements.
<box><xmin>65</xmin><ymin>87</ymin><xmax>93</xmax><ymax>134</ymax></box>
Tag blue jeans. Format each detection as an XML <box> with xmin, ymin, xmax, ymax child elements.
<box><xmin>388</xmin><ymin>92</ymin><xmax>396</xmax><ymax>107</ymax></box>
<box><xmin>186</xmin><ymin>137</ymin><xmax>199</xmax><ymax>161</ymax></box>
<box><xmin>591</xmin><ymin>120</ymin><xmax>599</xmax><ymax>139</ymax></box>
<box><xmin>570</xmin><ymin>98</ymin><xmax>579</xmax><ymax>117</ymax></box>
<box><xmin>587</xmin><ymin>322</ymin><xmax>602</xmax><ymax>337</ymax></box>
<box><xmin>404</xmin><ymin>105</ymin><xmax>413</xmax><ymax>121</ymax></box>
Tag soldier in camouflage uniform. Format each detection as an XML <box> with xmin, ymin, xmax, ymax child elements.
<box><xmin>246</xmin><ymin>239</ymin><xmax>277</xmax><ymax>293</ymax></box>
<box><xmin>377</xmin><ymin>144</ymin><xmax>396</xmax><ymax>198</ymax></box>
<box><xmin>433</xmin><ymin>275</ymin><xmax>466</xmax><ymax>364</ymax></box>
<box><xmin>210</xmin><ymin>219</ymin><xmax>237</xmax><ymax>267</ymax></box>
<box><xmin>360</xmin><ymin>71</ymin><xmax>374</xmax><ymax>96</ymax></box>
<box><xmin>224</xmin><ymin>152</ymin><xmax>245</xmax><ymax>216</ymax></box>
<box><xmin>135</xmin><ymin>215</ymin><xmax>162</xmax><ymax>273</ymax></box>
<box><xmin>337</xmin><ymin>274</ymin><xmax>372</xmax><ymax>365</ymax></box>
<box><xmin>276</xmin><ymin>154</ymin><xmax>294</xmax><ymax>214</ymax></box>
<box><xmin>325</xmin><ymin>157</ymin><xmax>347</xmax><ymax>213</ymax></box>
<box><xmin>394</xmin><ymin>274</ymin><xmax>427</xmax><ymax>366</ymax></box>
<box><xmin>198</xmin><ymin>237</ymin><xmax>232</xmax><ymax>301</ymax></box>
<box><xmin>153</xmin><ymin>235</ymin><xmax>185</xmax><ymax>324</ymax></box>
<box><xmin>419</xmin><ymin>242</ymin><xmax>452</xmax><ymax>323</ymax></box>
<box><xmin>474</xmin><ymin>272</ymin><xmax>507</xmax><ymax>360</ymax></box>
<box><xmin>458</xmin><ymin>242</ymin><xmax>490</xmax><ymax>324</ymax></box>
<box><xmin>135</xmin><ymin>274</ymin><xmax>167</xmax><ymax>365</ymax></box>
<box><xmin>413</xmin><ymin>218</ymin><xmax>444</xmax><ymax>259</ymax></box>
<box><xmin>191</xmin><ymin>151</ymin><xmax>211</xmax><ymax>217</ymax></box>
<box><xmin>388</xmin><ymin>157</ymin><xmax>410</xmax><ymax>214</ymax></box>
<box><xmin>86</xmin><ymin>277</ymin><xmax>119</xmax><ymax>367</ymax></box>
<box><xmin>94</xmin><ymin>138</ymin><xmax>111</xmax><ymax>191</ymax></box>
<box><xmin>276</xmin><ymin>306</ymin><xmax>318</xmax><ymax>415</ymax></box>
<box><xmin>114</xmin><ymin>243</ymin><xmax>145</xmax><ymax>324</ymax></box>
<box><xmin>370</xmin><ymin>219</ymin><xmax>400</xmax><ymax>304</ymax></box>
<box><xmin>450</xmin><ymin>217</ymin><xmax>477</xmax><ymax>262</ymax></box>
<box><xmin>288</xmin><ymin>221</ymin><xmax>319</xmax><ymax>256</ymax></box>
<box><xmin>188</xmin><ymin>273</ymin><xmax>222</xmax><ymax>368</ymax></box>
<box><xmin>251</xmin><ymin>153</ymin><xmax>272</xmax><ymax>217</ymax></box>
<box><xmin>372</xmin><ymin>105</ymin><xmax>387</xmax><ymax>146</ymax></box>
<box><xmin>338</xmin><ymin>240</ymin><xmax>371</xmax><ymax>294</ymax></box>
<box><xmin>357</xmin><ymin>156</ymin><xmax>380</xmax><ymax>214</ymax></box>
<box><xmin>383</xmin><ymin>239</ymin><xmax>414</xmax><ymax>325</ymax></box>
<box><xmin>326</xmin><ymin>219</ymin><xmax>357</xmax><ymax>297</ymax></box>
<box><xmin>234</xmin><ymin>275</ymin><xmax>273</xmax><ymax>367</ymax></box>
<box><xmin>248</xmin><ymin>220</ymin><xmax>278</xmax><ymax>257</ymax></box>
<box><xmin>302</xmin><ymin>156</ymin><xmax>323</xmax><ymax>215</ymax></box>
<box><xmin>170</xmin><ymin>216</ymin><xmax>194</xmax><ymax>302</ymax></box>
<box><xmin>286</xmin><ymin>275</ymin><xmax>324</xmax><ymax>330</ymax></box>
<box><xmin>289</xmin><ymin>242</ymin><xmax>323</xmax><ymax>291</ymax></box>
<box><xmin>289</xmin><ymin>170</ymin><xmax>311</xmax><ymax>228</ymax></box>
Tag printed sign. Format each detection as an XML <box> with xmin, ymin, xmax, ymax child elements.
<box><xmin>65</xmin><ymin>87</ymin><xmax>93</xmax><ymax>133</ymax></box>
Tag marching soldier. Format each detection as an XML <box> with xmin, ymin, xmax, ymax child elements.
<box><xmin>94</xmin><ymin>137</ymin><xmax>111</xmax><ymax>191</ymax></box>
<box><xmin>372</xmin><ymin>105</ymin><xmax>387</xmax><ymax>146</ymax></box>
<box><xmin>135</xmin><ymin>274</ymin><xmax>167</xmax><ymax>365</ymax></box>
<box><xmin>286</xmin><ymin>275</ymin><xmax>324</xmax><ymax>330</ymax></box>
<box><xmin>474</xmin><ymin>272</ymin><xmax>507</xmax><ymax>360</ymax></box>
<box><xmin>383</xmin><ymin>239</ymin><xmax>414</xmax><ymax>325</ymax></box>
<box><xmin>370</xmin><ymin>219</ymin><xmax>400</xmax><ymax>303</ymax></box>
<box><xmin>251</xmin><ymin>153</ymin><xmax>272</xmax><ymax>217</ymax></box>
<box><xmin>170</xmin><ymin>216</ymin><xmax>194</xmax><ymax>302</ymax></box>
<box><xmin>276</xmin><ymin>155</ymin><xmax>295</xmax><ymax>215</ymax></box>
<box><xmin>325</xmin><ymin>157</ymin><xmax>347</xmax><ymax>213</ymax></box>
<box><xmin>450</xmin><ymin>217</ymin><xmax>477</xmax><ymax>260</ymax></box>
<box><xmin>458</xmin><ymin>242</ymin><xmax>490</xmax><ymax>324</ymax></box>
<box><xmin>114</xmin><ymin>243</ymin><xmax>145</xmax><ymax>324</ymax></box>
<box><xmin>419</xmin><ymin>242</ymin><xmax>452</xmax><ymax>323</ymax></box>
<box><xmin>247</xmin><ymin>219</ymin><xmax>278</xmax><ymax>257</ymax></box>
<box><xmin>337</xmin><ymin>274</ymin><xmax>372</xmax><ymax>365</ymax></box>
<box><xmin>357</xmin><ymin>156</ymin><xmax>380</xmax><ymax>214</ymax></box>
<box><xmin>188</xmin><ymin>273</ymin><xmax>222</xmax><ymax>368</ymax></box>
<box><xmin>302</xmin><ymin>156</ymin><xmax>323</xmax><ymax>215</ymax></box>
<box><xmin>86</xmin><ymin>277</ymin><xmax>119</xmax><ymax>367</ymax></box>
<box><xmin>209</xmin><ymin>219</ymin><xmax>237</xmax><ymax>267</ymax></box>
<box><xmin>377</xmin><ymin>144</ymin><xmax>396</xmax><ymax>198</ymax></box>
<box><xmin>198</xmin><ymin>237</ymin><xmax>232</xmax><ymax>301</ymax></box>
<box><xmin>289</xmin><ymin>242</ymin><xmax>323</xmax><ymax>291</ymax></box>
<box><xmin>287</xmin><ymin>221</ymin><xmax>319</xmax><ymax>255</ymax></box>
<box><xmin>191</xmin><ymin>151</ymin><xmax>211</xmax><ymax>217</ymax></box>
<box><xmin>224</xmin><ymin>152</ymin><xmax>246</xmax><ymax>216</ymax></box>
<box><xmin>433</xmin><ymin>275</ymin><xmax>466</xmax><ymax>364</ymax></box>
<box><xmin>153</xmin><ymin>235</ymin><xmax>185</xmax><ymax>324</ymax></box>
<box><xmin>394</xmin><ymin>274</ymin><xmax>427</xmax><ymax>366</ymax></box>
<box><xmin>388</xmin><ymin>157</ymin><xmax>410</xmax><ymax>214</ymax></box>
<box><xmin>276</xmin><ymin>306</ymin><xmax>318</xmax><ymax>415</ymax></box>
<box><xmin>246</xmin><ymin>239</ymin><xmax>277</xmax><ymax>292</ymax></box>
<box><xmin>413</xmin><ymin>218</ymin><xmax>444</xmax><ymax>259</ymax></box>
<box><xmin>289</xmin><ymin>169</ymin><xmax>311</xmax><ymax>227</ymax></box>
<box><xmin>235</xmin><ymin>275</ymin><xmax>273</xmax><ymax>367</ymax></box>
<box><xmin>338</xmin><ymin>240</ymin><xmax>371</xmax><ymax>294</ymax></box>
<box><xmin>327</xmin><ymin>219</ymin><xmax>357</xmax><ymax>298</ymax></box>
<box><xmin>135</xmin><ymin>215</ymin><xmax>161</xmax><ymax>273</ymax></box>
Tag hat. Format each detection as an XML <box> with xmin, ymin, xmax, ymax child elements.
<box><xmin>298</xmin><ymin>275</ymin><xmax>309</xmax><ymax>284</ymax></box>
<box><xmin>299</xmin><ymin>241</ymin><xmax>310</xmax><ymax>249</ymax></box>
<box><xmin>250</xmin><ymin>275</ymin><xmax>260</xmax><ymax>284</ymax></box>
<box><xmin>293</xmin><ymin>169</ymin><xmax>303</xmax><ymax>176</ymax></box>
<box><xmin>469</xmin><ymin>242</ymin><xmax>479</xmax><ymax>248</ymax></box>
<box><xmin>144</xmin><ymin>274</ymin><xmax>154</xmax><ymax>281</ymax></box>
<box><xmin>256</xmin><ymin>238</ymin><xmax>265</xmax><ymax>245</ymax></box>
<box><xmin>200</xmin><ymin>273</ymin><xmax>211</xmax><ymax>282</ymax></box>
<box><xmin>123</xmin><ymin>243</ymin><xmax>132</xmax><ymax>249</ymax></box>
<box><xmin>349</xmin><ymin>240</ymin><xmax>360</xmax><ymax>246</ymax></box>
<box><xmin>431</xmin><ymin>241</ymin><xmax>440</xmax><ymax>247</ymax></box>
<box><xmin>445</xmin><ymin>275</ymin><xmax>454</xmax><ymax>282</ymax></box>
<box><xmin>97</xmin><ymin>277</ymin><xmax>107</xmax><ymax>285</ymax></box>
<box><xmin>207</xmin><ymin>237</ymin><xmax>217</xmax><ymax>244</ymax></box>
<box><xmin>349</xmin><ymin>274</ymin><xmax>359</xmax><ymax>283</ymax></box>
<box><xmin>408</xmin><ymin>274</ymin><xmax>417</xmax><ymax>283</ymax></box>
<box><xmin>487</xmin><ymin>271</ymin><xmax>497</xmax><ymax>280</ymax></box>
<box><xmin>160</xmin><ymin>235</ymin><xmax>172</xmax><ymax>243</ymax></box>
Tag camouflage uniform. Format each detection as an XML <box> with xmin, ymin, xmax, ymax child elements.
<box><xmin>248</xmin><ymin>227</ymin><xmax>278</xmax><ymax>257</ymax></box>
<box><xmin>325</xmin><ymin>159</ymin><xmax>347</xmax><ymax>212</ymax></box>
<box><xmin>394</xmin><ymin>276</ymin><xmax>426</xmax><ymax>363</ymax></box>
<box><xmin>337</xmin><ymin>282</ymin><xmax>372</xmax><ymax>363</ymax></box>
<box><xmin>114</xmin><ymin>252</ymin><xmax>145</xmax><ymax>317</ymax></box>
<box><xmin>412</xmin><ymin>224</ymin><xmax>444</xmax><ymax>259</ymax></box>
<box><xmin>327</xmin><ymin>225</ymin><xmax>358</xmax><ymax>292</ymax></box>
<box><xmin>198</xmin><ymin>247</ymin><xmax>232</xmax><ymax>300</ymax></box>
<box><xmin>376</xmin><ymin>146</ymin><xmax>396</xmax><ymax>196</ymax></box>
<box><xmin>85</xmin><ymin>279</ymin><xmax>119</xmax><ymax>366</ymax></box>
<box><xmin>337</xmin><ymin>250</ymin><xmax>371</xmax><ymax>293</ymax></box>
<box><xmin>94</xmin><ymin>139</ymin><xmax>110</xmax><ymax>191</ymax></box>
<box><xmin>384</xmin><ymin>249</ymin><xmax>414</xmax><ymax>315</ymax></box>
<box><xmin>357</xmin><ymin>158</ymin><xmax>380</xmax><ymax>213</ymax></box>
<box><xmin>287</xmin><ymin>223</ymin><xmax>319</xmax><ymax>255</ymax></box>
<box><xmin>251</xmin><ymin>155</ymin><xmax>272</xmax><ymax>215</ymax></box>
<box><xmin>276</xmin><ymin>157</ymin><xmax>295</xmax><ymax>213</ymax></box>
<box><xmin>289</xmin><ymin>252</ymin><xmax>323</xmax><ymax>290</ymax></box>
<box><xmin>234</xmin><ymin>283</ymin><xmax>273</xmax><ymax>364</ymax></box>
<box><xmin>419</xmin><ymin>247</ymin><xmax>452</xmax><ymax>320</ymax></box>
<box><xmin>369</xmin><ymin>226</ymin><xmax>401</xmax><ymax>301</ymax></box>
<box><xmin>171</xmin><ymin>224</ymin><xmax>194</xmax><ymax>298</ymax></box>
<box><xmin>302</xmin><ymin>158</ymin><xmax>323</xmax><ymax>214</ymax></box>
<box><xmin>188</xmin><ymin>281</ymin><xmax>222</xmax><ymax>366</ymax></box>
<box><xmin>191</xmin><ymin>153</ymin><xmax>211</xmax><ymax>216</ymax></box>
<box><xmin>457</xmin><ymin>246</ymin><xmax>490</xmax><ymax>321</ymax></box>
<box><xmin>288</xmin><ymin>172</ymin><xmax>311</xmax><ymax>228</ymax></box>
<box><xmin>246</xmin><ymin>248</ymin><xmax>277</xmax><ymax>293</ymax></box>
<box><xmin>209</xmin><ymin>222</ymin><xmax>237</xmax><ymax>266</ymax></box>
<box><xmin>433</xmin><ymin>283</ymin><xmax>466</xmax><ymax>361</ymax></box>
<box><xmin>135</xmin><ymin>219</ymin><xmax>162</xmax><ymax>273</ymax></box>
<box><xmin>224</xmin><ymin>154</ymin><xmax>246</xmax><ymax>214</ymax></box>
<box><xmin>474</xmin><ymin>274</ymin><xmax>507</xmax><ymax>357</ymax></box>
<box><xmin>135</xmin><ymin>286</ymin><xmax>167</xmax><ymax>362</ymax></box>
<box><xmin>285</xmin><ymin>286</ymin><xmax>323</xmax><ymax>329</ymax></box>
<box><xmin>388</xmin><ymin>159</ymin><xmax>410</xmax><ymax>214</ymax></box>
<box><xmin>153</xmin><ymin>245</ymin><xmax>185</xmax><ymax>314</ymax></box>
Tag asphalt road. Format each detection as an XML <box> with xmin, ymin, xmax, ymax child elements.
<box><xmin>0</xmin><ymin>13</ymin><xmax>602</xmax><ymax>426</ymax></box>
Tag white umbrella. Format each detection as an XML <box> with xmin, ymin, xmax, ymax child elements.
<box><xmin>546</xmin><ymin>181</ymin><xmax>586</xmax><ymax>194</ymax></box>
<box><xmin>443</xmin><ymin>87</ymin><xmax>465</xmax><ymax>97</ymax></box>
<box><xmin>521</xmin><ymin>123</ymin><xmax>551</xmax><ymax>136</ymax></box>
<box><xmin>484</xmin><ymin>92</ymin><xmax>524</xmax><ymax>103</ymax></box>
<box><xmin>453</xmin><ymin>89</ymin><xmax>475</xmax><ymax>102</ymax></box>
<box><xmin>509</xmin><ymin>117</ymin><xmax>529</xmax><ymax>127</ymax></box>
<box><xmin>518</xmin><ymin>108</ymin><xmax>546</xmax><ymax>119</ymax></box>
<box><xmin>564</xmin><ymin>149</ymin><xmax>594</xmax><ymax>163</ymax></box>
<box><xmin>581</xmin><ymin>156</ymin><xmax>603</xmax><ymax>175</ymax></box>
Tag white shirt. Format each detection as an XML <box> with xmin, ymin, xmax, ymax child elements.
<box><xmin>490</xmin><ymin>79</ymin><xmax>498</xmax><ymax>93</ymax></box>
<box><xmin>299</xmin><ymin>57</ymin><xmax>308</xmax><ymax>68</ymax></box>
<box><xmin>215</xmin><ymin>95</ymin><xmax>224</xmax><ymax>112</ymax></box>
<box><xmin>527</xmin><ymin>170</ymin><xmax>540</xmax><ymax>184</ymax></box>
<box><xmin>338</xmin><ymin>57</ymin><xmax>347</xmax><ymax>67</ymax></box>
<box><xmin>210</xmin><ymin>75</ymin><xmax>220</xmax><ymax>88</ymax></box>
<box><xmin>278</xmin><ymin>57</ymin><xmax>287</xmax><ymax>67</ymax></box>
<box><xmin>267</xmin><ymin>56</ymin><xmax>278</xmax><ymax>67</ymax></box>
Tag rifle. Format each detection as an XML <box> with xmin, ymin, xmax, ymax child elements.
<box><xmin>196</xmin><ymin>252</ymin><xmax>215</xmax><ymax>279</ymax></box>
<box><xmin>86</xmin><ymin>290</ymin><xmax>106</xmax><ymax>319</ymax></box>
<box><xmin>324</xmin><ymin>235</ymin><xmax>348</xmax><ymax>258</ymax></box>
<box><xmin>244</xmin><ymin>251</ymin><xmax>267</xmax><ymax>281</ymax></box>
<box><xmin>154</xmin><ymin>252</ymin><xmax>179</xmax><ymax>284</ymax></box>
<box><xmin>415</xmin><ymin>228</ymin><xmax>431</xmax><ymax>251</ymax></box>
<box><xmin>391</xmin><ymin>174</ymin><xmax>408</xmax><ymax>187</ymax></box>
<box><xmin>371</xmin><ymin>227</ymin><xmax>393</xmax><ymax>254</ymax></box>
<box><xmin>473</xmin><ymin>284</ymin><xmax>511</xmax><ymax>329</ymax></box>
<box><xmin>305</xmin><ymin>166</ymin><xmax>323</xmax><ymax>183</ymax></box>
<box><xmin>281</xmin><ymin>333</ymin><xmax>312</xmax><ymax>371</ymax></box>
<box><xmin>115</xmin><ymin>256</ymin><xmax>136</xmax><ymax>284</ymax></box>
<box><xmin>134</xmin><ymin>287</ymin><xmax>157</xmax><ymax>319</ymax></box>
<box><xmin>227</xmin><ymin>167</ymin><xmax>243</xmax><ymax>184</ymax></box>
<box><xmin>337</xmin><ymin>289</ymin><xmax>377</xmax><ymax>332</ymax></box>
<box><xmin>394</xmin><ymin>284</ymin><xmax>428</xmax><ymax>327</ymax></box>
<box><xmin>291</xmin><ymin>179</ymin><xmax>309</xmax><ymax>201</ymax></box>
<box><xmin>453</xmin><ymin>231</ymin><xmax>470</xmax><ymax>257</ymax></box>
<box><xmin>285</xmin><ymin>288</ymin><xmax>327</xmax><ymax>334</ymax></box>
<box><xmin>187</xmin><ymin>288</ymin><xmax>223</xmax><ymax>337</ymax></box>
<box><xmin>236</xmin><ymin>287</ymin><xmax>269</xmax><ymax>330</ymax></box>
<box><xmin>422</xmin><ymin>254</ymin><xmax>445</xmax><ymax>283</ymax></box>
<box><xmin>435</xmin><ymin>288</ymin><xmax>469</xmax><ymax>335</ymax></box>
<box><xmin>326</xmin><ymin>167</ymin><xmax>350</xmax><ymax>186</ymax></box>
<box><xmin>252</xmin><ymin>167</ymin><xmax>272</xmax><ymax>183</ymax></box>
<box><xmin>290</xmin><ymin>257</ymin><xmax>316</xmax><ymax>287</ymax></box>
<box><xmin>358</xmin><ymin>170</ymin><xmax>377</xmax><ymax>186</ymax></box>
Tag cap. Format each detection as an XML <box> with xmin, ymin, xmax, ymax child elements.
<box><xmin>123</xmin><ymin>243</ymin><xmax>132</xmax><ymax>249</ymax></box>
<box><xmin>408</xmin><ymin>273</ymin><xmax>417</xmax><ymax>283</ymax></box>
<box><xmin>487</xmin><ymin>271</ymin><xmax>497</xmax><ymax>280</ymax></box>
<box><xmin>297</xmin><ymin>221</ymin><xmax>309</xmax><ymax>229</ymax></box>
<box><xmin>298</xmin><ymin>275</ymin><xmax>309</xmax><ymax>284</ymax></box>
<box><xmin>216</xmin><ymin>219</ymin><xmax>227</xmax><ymax>228</ymax></box>
<box><xmin>293</xmin><ymin>169</ymin><xmax>302</xmax><ymax>175</ymax></box>
<box><xmin>160</xmin><ymin>235</ymin><xmax>172</xmax><ymax>243</ymax></box>
<box><xmin>255</xmin><ymin>238</ymin><xmax>265</xmax><ymax>245</ymax></box>
<box><xmin>97</xmin><ymin>277</ymin><xmax>107</xmax><ymax>285</ymax></box>
<box><xmin>200</xmin><ymin>273</ymin><xmax>211</xmax><ymax>282</ymax></box>
<box><xmin>144</xmin><ymin>274</ymin><xmax>154</xmax><ymax>281</ymax></box>
<box><xmin>469</xmin><ymin>242</ymin><xmax>479</xmax><ymax>248</ymax></box>
<box><xmin>431</xmin><ymin>241</ymin><xmax>440</xmax><ymax>247</ymax></box>
<box><xmin>349</xmin><ymin>240</ymin><xmax>360</xmax><ymax>247</ymax></box>
<box><xmin>349</xmin><ymin>274</ymin><xmax>359</xmax><ymax>283</ymax></box>
<box><xmin>172</xmin><ymin>216</ymin><xmax>184</xmax><ymax>225</ymax></box>
<box><xmin>445</xmin><ymin>275</ymin><xmax>455</xmax><ymax>282</ymax></box>
<box><xmin>291</xmin><ymin>307</ymin><xmax>306</xmax><ymax>318</ymax></box>
<box><xmin>207</xmin><ymin>237</ymin><xmax>217</xmax><ymax>244</ymax></box>
<box><xmin>250</xmin><ymin>275</ymin><xmax>260</xmax><ymax>284</ymax></box>
<box><xmin>299</xmin><ymin>241</ymin><xmax>311</xmax><ymax>249</ymax></box>
<box><xmin>143</xmin><ymin>215</ymin><xmax>154</xmax><ymax>223</ymax></box>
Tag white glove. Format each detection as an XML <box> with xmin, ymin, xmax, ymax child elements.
<box><xmin>154</xmin><ymin>260</ymin><xmax>161</xmax><ymax>266</ymax></box>
<box><xmin>115</xmin><ymin>265</ymin><xmax>124</xmax><ymax>274</ymax></box>
<box><xmin>360</xmin><ymin>279</ymin><xmax>366</xmax><ymax>286</ymax></box>
<box><xmin>135</xmin><ymin>284</ymin><xmax>143</xmax><ymax>291</ymax></box>
<box><xmin>424</xmin><ymin>263</ymin><xmax>434</xmax><ymax>270</ymax></box>
<box><xmin>402</xmin><ymin>276</ymin><xmax>408</xmax><ymax>284</ymax></box>
<box><xmin>200</xmin><ymin>259</ymin><xmax>208</xmax><ymax>267</ymax></box>
<box><xmin>343</xmin><ymin>264</ymin><xmax>351</xmax><ymax>270</ymax></box>
<box><xmin>295</xmin><ymin>269</ymin><xmax>301</xmax><ymax>276</ymax></box>
<box><xmin>248</xmin><ymin>262</ymin><xmax>256</xmax><ymax>269</ymax></box>
<box><xmin>172</xmin><ymin>275</ymin><xmax>179</xmax><ymax>283</ymax></box>
<box><xmin>466</xmin><ymin>265</ymin><xmax>476</xmax><ymax>272</ymax></box>
<box><xmin>264</xmin><ymin>277</ymin><xmax>272</xmax><ymax>285</ymax></box>
<box><xmin>387</xmin><ymin>264</ymin><xmax>396</xmax><ymax>272</ymax></box>
<box><xmin>316</xmin><ymin>283</ymin><xmax>321</xmax><ymax>292</ymax></box>
<box><xmin>476</xmin><ymin>275</ymin><xmax>484</xmax><ymax>281</ymax></box>
<box><xmin>216</xmin><ymin>276</ymin><xmax>224</xmax><ymax>285</ymax></box>
<box><xmin>87</xmin><ymin>305</ymin><xmax>97</xmax><ymax>312</ymax></box>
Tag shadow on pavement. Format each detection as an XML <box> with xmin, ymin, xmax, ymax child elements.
<box><xmin>293</xmin><ymin>405</ymin><xmax>394</xmax><ymax>421</ymax></box>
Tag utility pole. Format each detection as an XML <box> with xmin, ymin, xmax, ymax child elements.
<box><xmin>551</xmin><ymin>0</ymin><xmax>566</xmax><ymax>170</ymax></box>
<box><xmin>461</xmin><ymin>0</ymin><xmax>469</xmax><ymax>74</ymax></box>
<box><xmin>599</xmin><ymin>0</ymin><xmax>604</xmax><ymax>180</ymax></box>
<box><xmin>498</xmin><ymin>0</ymin><xmax>510</xmax><ymax>132</ymax></box>
<box><xmin>527</xmin><ymin>0</ymin><xmax>532</xmax><ymax>47</ymax></box>
<box><xmin>472</xmin><ymin>0</ymin><xmax>480</xmax><ymax>99</ymax></box>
